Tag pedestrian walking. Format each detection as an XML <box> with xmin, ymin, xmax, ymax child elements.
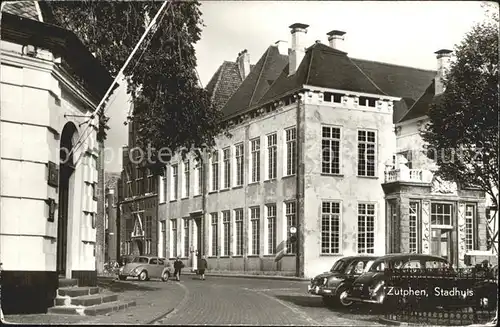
<box><xmin>173</xmin><ymin>256</ymin><xmax>184</xmax><ymax>281</ymax></box>
<box><xmin>198</xmin><ymin>255</ymin><xmax>208</xmax><ymax>280</ymax></box>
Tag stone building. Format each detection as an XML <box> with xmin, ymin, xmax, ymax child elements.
<box><xmin>157</xmin><ymin>23</ymin><xmax>483</xmax><ymax>278</ymax></box>
<box><xmin>383</xmin><ymin>49</ymin><xmax>490</xmax><ymax>267</ymax></box>
<box><xmin>118</xmin><ymin>120</ymin><xmax>159</xmax><ymax>259</ymax></box>
<box><xmin>0</xmin><ymin>2</ymin><xmax>113</xmax><ymax>313</ymax></box>
<box><xmin>105</xmin><ymin>172</ymin><xmax>121</xmax><ymax>262</ymax></box>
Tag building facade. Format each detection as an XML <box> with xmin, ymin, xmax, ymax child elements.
<box><xmin>157</xmin><ymin>23</ymin><xmax>469</xmax><ymax>279</ymax></box>
<box><xmin>105</xmin><ymin>172</ymin><xmax>121</xmax><ymax>263</ymax></box>
<box><xmin>118</xmin><ymin>121</ymin><xmax>159</xmax><ymax>260</ymax></box>
<box><xmin>0</xmin><ymin>2</ymin><xmax>113</xmax><ymax>314</ymax></box>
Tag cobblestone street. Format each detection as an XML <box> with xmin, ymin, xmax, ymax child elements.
<box><xmin>4</xmin><ymin>275</ymin><xmax>383</xmax><ymax>325</ymax></box>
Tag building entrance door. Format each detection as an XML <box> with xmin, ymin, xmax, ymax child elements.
<box><xmin>431</xmin><ymin>228</ymin><xmax>453</xmax><ymax>265</ymax></box>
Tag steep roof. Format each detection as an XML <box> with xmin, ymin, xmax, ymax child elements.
<box><xmin>217</xmin><ymin>41</ymin><xmax>436</xmax><ymax>123</ymax></box>
<box><xmin>2</xmin><ymin>1</ymin><xmax>42</xmax><ymax>21</ymax></box>
<box><xmin>398</xmin><ymin>80</ymin><xmax>443</xmax><ymax>123</ymax></box>
<box><xmin>205</xmin><ymin>61</ymin><xmax>255</xmax><ymax>111</ymax></box>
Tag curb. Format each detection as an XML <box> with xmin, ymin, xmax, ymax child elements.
<box><xmin>378</xmin><ymin>317</ymin><xmax>409</xmax><ymax>326</ymax></box>
<box><xmin>182</xmin><ymin>271</ymin><xmax>310</xmax><ymax>281</ymax></box>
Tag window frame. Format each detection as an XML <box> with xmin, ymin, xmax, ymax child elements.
<box><xmin>171</xmin><ymin>218</ymin><xmax>178</xmax><ymax>258</ymax></box>
<box><xmin>210</xmin><ymin>213</ymin><xmax>219</xmax><ymax>257</ymax></box>
<box><xmin>321</xmin><ymin>125</ymin><xmax>342</xmax><ymax>175</ymax></box>
<box><xmin>211</xmin><ymin>150</ymin><xmax>219</xmax><ymax>192</ymax></box>
<box><xmin>465</xmin><ymin>204</ymin><xmax>477</xmax><ymax>251</ymax></box>
<box><xmin>266</xmin><ymin>133</ymin><xmax>278</xmax><ymax>180</ymax></box>
<box><xmin>182</xmin><ymin>160</ymin><xmax>190</xmax><ymax>198</ymax></box>
<box><xmin>249</xmin><ymin>206</ymin><xmax>260</xmax><ymax>255</ymax></box>
<box><xmin>222</xmin><ymin>210</ymin><xmax>231</xmax><ymax>256</ymax></box>
<box><xmin>284</xmin><ymin>127</ymin><xmax>297</xmax><ymax>176</ymax></box>
<box><xmin>321</xmin><ymin>200</ymin><xmax>342</xmax><ymax>255</ymax></box>
<box><xmin>235</xmin><ymin>143</ymin><xmax>244</xmax><ymax>186</ymax></box>
<box><xmin>222</xmin><ymin>147</ymin><xmax>231</xmax><ymax>189</ymax></box>
<box><xmin>265</xmin><ymin>203</ymin><xmax>277</xmax><ymax>255</ymax></box>
<box><xmin>250</xmin><ymin>138</ymin><xmax>261</xmax><ymax>183</ymax></box>
<box><xmin>285</xmin><ymin>201</ymin><xmax>297</xmax><ymax>254</ymax></box>
<box><xmin>171</xmin><ymin>164</ymin><xmax>179</xmax><ymax>200</ymax></box>
<box><xmin>234</xmin><ymin>208</ymin><xmax>244</xmax><ymax>256</ymax></box>
<box><xmin>409</xmin><ymin>201</ymin><xmax>421</xmax><ymax>253</ymax></box>
<box><xmin>357</xmin><ymin>129</ymin><xmax>377</xmax><ymax>177</ymax></box>
<box><xmin>357</xmin><ymin>202</ymin><xmax>376</xmax><ymax>254</ymax></box>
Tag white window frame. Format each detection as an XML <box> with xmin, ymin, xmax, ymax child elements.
<box><xmin>211</xmin><ymin>150</ymin><xmax>219</xmax><ymax>191</ymax></box>
<box><xmin>249</xmin><ymin>138</ymin><xmax>261</xmax><ymax>183</ymax></box>
<box><xmin>266</xmin><ymin>133</ymin><xmax>277</xmax><ymax>180</ymax></box>
<box><xmin>210</xmin><ymin>213</ymin><xmax>218</xmax><ymax>257</ymax></box>
<box><xmin>222</xmin><ymin>147</ymin><xmax>231</xmax><ymax>189</ymax></box>
<box><xmin>321</xmin><ymin>200</ymin><xmax>342</xmax><ymax>254</ymax></box>
<box><xmin>222</xmin><ymin>210</ymin><xmax>231</xmax><ymax>256</ymax></box>
<box><xmin>183</xmin><ymin>218</ymin><xmax>189</xmax><ymax>257</ymax></box>
<box><xmin>182</xmin><ymin>160</ymin><xmax>190</xmax><ymax>198</ymax></box>
<box><xmin>284</xmin><ymin>127</ymin><xmax>297</xmax><ymax>176</ymax></box>
<box><xmin>158</xmin><ymin>174</ymin><xmax>166</xmax><ymax>203</ymax></box>
<box><xmin>357</xmin><ymin>203</ymin><xmax>376</xmax><ymax>254</ymax></box>
<box><xmin>234</xmin><ymin>208</ymin><xmax>244</xmax><ymax>256</ymax></box>
<box><xmin>284</xmin><ymin>201</ymin><xmax>297</xmax><ymax>254</ymax></box>
<box><xmin>265</xmin><ymin>203</ymin><xmax>277</xmax><ymax>255</ymax></box>
<box><xmin>235</xmin><ymin>143</ymin><xmax>244</xmax><ymax>187</ymax></box>
<box><xmin>357</xmin><ymin>129</ymin><xmax>377</xmax><ymax>177</ymax></box>
<box><xmin>193</xmin><ymin>159</ymin><xmax>202</xmax><ymax>196</ymax></box>
<box><xmin>321</xmin><ymin>125</ymin><xmax>342</xmax><ymax>175</ymax></box>
<box><xmin>171</xmin><ymin>164</ymin><xmax>178</xmax><ymax>200</ymax></box>
<box><xmin>249</xmin><ymin>206</ymin><xmax>260</xmax><ymax>255</ymax></box>
<box><xmin>159</xmin><ymin>220</ymin><xmax>166</xmax><ymax>258</ymax></box>
<box><xmin>170</xmin><ymin>218</ymin><xmax>178</xmax><ymax>258</ymax></box>
<box><xmin>465</xmin><ymin>204</ymin><xmax>476</xmax><ymax>251</ymax></box>
<box><xmin>409</xmin><ymin>201</ymin><xmax>420</xmax><ymax>253</ymax></box>
<box><xmin>430</xmin><ymin>203</ymin><xmax>453</xmax><ymax>227</ymax></box>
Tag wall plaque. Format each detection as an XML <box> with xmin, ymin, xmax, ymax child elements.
<box><xmin>46</xmin><ymin>198</ymin><xmax>57</xmax><ymax>222</ymax></box>
<box><xmin>48</xmin><ymin>161</ymin><xmax>59</xmax><ymax>188</ymax></box>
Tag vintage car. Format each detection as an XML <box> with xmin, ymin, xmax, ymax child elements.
<box><xmin>118</xmin><ymin>256</ymin><xmax>173</xmax><ymax>281</ymax></box>
<box><xmin>345</xmin><ymin>253</ymin><xmax>450</xmax><ymax>306</ymax></box>
<box><xmin>307</xmin><ymin>255</ymin><xmax>378</xmax><ymax>307</ymax></box>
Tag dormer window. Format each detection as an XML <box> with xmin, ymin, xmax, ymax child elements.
<box><xmin>324</xmin><ymin>92</ymin><xmax>343</xmax><ymax>103</ymax></box>
<box><xmin>359</xmin><ymin>97</ymin><xmax>377</xmax><ymax>107</ymax></box>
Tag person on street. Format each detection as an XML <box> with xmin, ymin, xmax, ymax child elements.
<box><xmin>198</xmin><ymin>255</ymin><xmax>208</xmax><ymax>280</ymax></box>
<box><xmin>173</xmin><ymin>256</ymin><xmax>184</xmax><ymax>281</ymax></box>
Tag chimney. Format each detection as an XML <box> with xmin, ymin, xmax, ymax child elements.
<box><xmin>289</xmin><ymin>23</ymin><xmax>309</xmax><ymax>75</ymax></box>
<box><xmin>434</xmin><ymin>49</ymin><xmax>452</xmax><ymax>95</ymax></box>
<box><xmin>327</xmin><ymin>30</ymin><xmax>346</xmax><ymax>52</ymax></box>
<box><xmin>275</xmin><ymin>40</ymin><xmax>288</xmax><ymax>55</ymax></box>
<box><xmin>237</xmin><ymin>49</ymin><xmax>251</xmax><ymax>80</ymax></box>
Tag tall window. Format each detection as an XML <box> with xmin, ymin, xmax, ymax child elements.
<box><xmin>145</xmin><ymin>215</ymin><xmax>152</xmax><ymax>254</ymax></box>
<box><xmin>163</xmin><ymin>169</ymin><xmax>168</xmax><ymax>202</ymax></box>
<box><xmin>285</xmin><ymin>202</ymin><xmax>297</xmax><ymax>254</ymax></box>
<box><xmin>266</xmin><ymin>204</ymin><xmax>277</xmax><ymax>254</ymax></box>
<box><xmin>409</xmin><ymin>202</ymin><xmax>420</xmax><ymax>253</ymax></box>
<box><xmin>235</xmin><ymin>209</ymin><xmax>243</xmax><ymax>255</ymax></box>
<box><xmin>465</xmin><ymin>205</ymin><xmax>476</xmax><ymax>251</ymax></box>
<box><xmin>235</xmin><ymin>144</ymin><xmax>244</xmax><ymax>186</ymax></box>
<box><xmin>250</xmin><ymin>138</ymin><xmax>260</xmax><ymax>183</ymax></box>
<box><xmin>267</xmin><ymin>133</ymin><xmax>277</xmax><ymax>179</ymax></box>
<box><xmin>250</xmin><ymin>207</ymin><xmax>260</xmax><ymax>255</ymax></box>
<box><xmin>171</xmin><ymin>219</ymin><xmax>178</xmax><ymax>257</ymax></box>
<box><xmin>388</xmin><ymin>201</ymin><xmax>399</xmax><ymax>253</ymax></box>
<box><xmin>358</xmin><ymin>203</ymin><xmax>375</xmax><ymax>254</ymax></box>
<box><xmin>223</xmin><ymin>148</ymin><xmax>231</xmax><ymax>189</ymax></box>
<box><xmin>159</xmin><ymin>174</ymin><xmax>166</xmax><ymax>203</ymax></box>
<box><xmin>183</xmin><ymin>219</ymin><xmax>189</xmax><ymax>257</ymax></box>
<box><xmin>431</xmin><ymin>203</ymin><xmax>452</xmax><ymax>225</ymax></box>
<box><xmin>160</xmin><ymin>220</ymin><xmax>166</xmax><ymax>258</ymax></box>
<box><xmin>194</xmin><ymin>159</ymin><xmax>203</xmax><ymax>196</ymax></box>
<box><xmin>171</xmin><ymin>164</ymin><xmax>178</xmax><ymax>200</ymax></box>
<box><xmin>211</xmin><ymin>151</ymin><xmax>219</xmax><ymax>191</ymax></box>
<box><xmin>183</xmin><ymin>160</ymin><xmax>190</xmax><ymax>198</ymax></box>
<box><xmin>321</xmin><ymin>201</ymin><xmax>341</xmax><ymax>254</ymax></box>
<box><xmin>146</xmin><ymin>169</ymin><xmax>154</xmax><ymax>194</ymax></box>
<box><xmin>357</xmin><ymin>130</ymin><xmax>376</xmax><ymax>177</ymax></box>
<box><xmin>285</xmin><ymin>127</ymin><xmax>297</xmax><ymax>176</ymax></box>
<box><xmin>210</xmin><ymin>213</ymin><xmax>218</xmax><ymax>256</ymax></box>
<box><xmin>322</xmin><ymin>126</ymin><xmax>341</xmax><ymax>175</ymax></box>
<box><xmin>222</xmin><ymin>211</ymin><xmax>231</xmax><ymax>256</ymax></box>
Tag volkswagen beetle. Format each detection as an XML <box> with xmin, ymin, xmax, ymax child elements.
<box><xmin>118</xmin><ymin>256</ymin><xmax>173</xmax><ymax>281</ymax></box>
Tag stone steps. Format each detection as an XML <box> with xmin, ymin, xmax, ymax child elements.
<box><xmin>50</xmin><ymin>278</ymin><xmax>135</xmax><ymax>316</ymax></box>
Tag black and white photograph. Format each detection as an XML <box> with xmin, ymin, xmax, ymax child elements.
<box><xmin>0</xmin><ymin>0</ymin><xmax>498</xmax><ymax>325</ymax></box>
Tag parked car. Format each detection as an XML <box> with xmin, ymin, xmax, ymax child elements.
<box><xmin>118</xmin><ymin>256</ymin><xmax>173</xmax><ymax>281</ymax></box>
<box><xmin>345</xmin><ymin>253</ymin><xmax>450</xmax><ymax>306</ymax></box>
<box><xmin>307</xmin><ymin>255</ymin><xmax>378</xmax><ymax>307</ymax></box>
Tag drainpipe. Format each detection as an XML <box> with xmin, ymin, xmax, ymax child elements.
<box><xmin>295</xmin><ymin>92</ymin><xmax>305</xmax><ymax>278</ymax></box>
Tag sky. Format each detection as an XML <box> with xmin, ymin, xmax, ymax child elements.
<box><xmin>104</xmin><ymin>0</ymin><xmax>491</xmax><ymax>173</ymax></box>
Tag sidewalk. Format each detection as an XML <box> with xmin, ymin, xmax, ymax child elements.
<box><xmin>2</xmin><ymin>278</ymin><xmax>186</xmax><ymax>325</ymax></box>
<box><xmin>182</xmin><ymin>270</ymin><xmax>310</xmax><ymax>281</ymax></box>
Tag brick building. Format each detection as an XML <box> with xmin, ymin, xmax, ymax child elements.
<box><xmin>118</xmin><ymin>120</ymin><xmax>159</xmax><ymax>259</ymax></box>
<box><xmin>0</xmin><ymin>2</ymin><xmax>113</xmax><ymax>313</ymax></box>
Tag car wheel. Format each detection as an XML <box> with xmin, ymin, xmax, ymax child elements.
<box><xmin>118</xmin><ymin>275</ymin><xmax>127</xmax><ymax>281</ymax></box>
<box><xmin>337</xmin><ymin>286</ymin><xmax>353</xmax><ymax>307</ymax></box>
<box><xmin>322</xmin><ymin>296</ymin><xmax>336</xmax><ymax>307</ymax></box>
<box><xmin>138</xmin><ymin>270</ymin><xmax>148</xmax><ymax>281</ymax></box>
<box><xmin>161</xmin><ymin>271</ymin><xmax>170</xmax><ymax>282</ymax></box>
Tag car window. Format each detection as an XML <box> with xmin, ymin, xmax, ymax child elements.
<box><xmin>150</xmin><ymin>258</ymin><xmax>158</xmax><ymax>264</ymax></box>
<box><xmin>402</xmin><ymin>260</ymin><xmax>421</xmax><ymax>269</ymax></box>
<box><xmin>133</xmin><ymin>257</ymin><xmax>149</xmax><ymax>263</ymax></box>
<box><xmin>158</xmin><ymin>259</ymin><xmax>165</xmax><ymax>265</ymax></box>
<box><xmin>365</xmin><ymin>260</ymin><xmax>375</xmax><ymax>272</ymax></box>
<box><xmin>370</xmin><ymin>261</ymin><xmax>386</xmax><ymax>272</ymax></box>
<box><xmin>425</xmin><ymin>260</ymin><xmax>447</xmax><ymax>268</ymax></box>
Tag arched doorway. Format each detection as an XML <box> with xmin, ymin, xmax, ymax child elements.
<box><xmin>57</xmin><ymin>123</ymin><xmax>77</xmax><ymax>276</ymax></box>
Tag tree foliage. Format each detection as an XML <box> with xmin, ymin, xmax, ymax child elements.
<box><xmin>421</xmin><ymin>12</ymin><xmax>499</xmax><ymax>208</ymax></box>
<box><xmin>47</xmin><ymin>0</ymin><xmax>225</xmax><ymax>172</ymax></box>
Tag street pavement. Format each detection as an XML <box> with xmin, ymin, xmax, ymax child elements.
<box><xmin>3</xmin><ymin>275</ymin><xmax>384</xmax><ymax>326</ymax></box>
